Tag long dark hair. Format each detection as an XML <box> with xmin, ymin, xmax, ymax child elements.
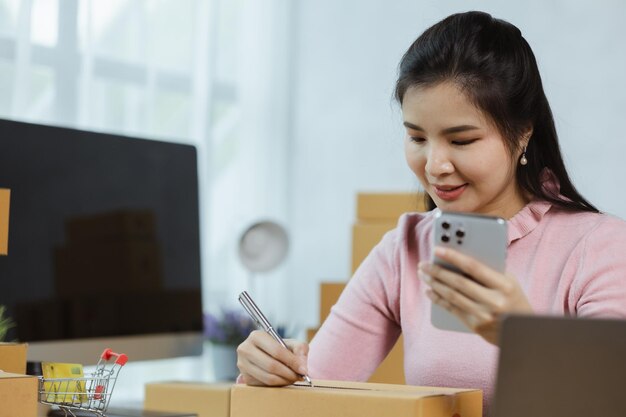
<box><xmin>395</xmin><ymin>11</ymin><xmax>598</xmax><ymax>213</ymax></box>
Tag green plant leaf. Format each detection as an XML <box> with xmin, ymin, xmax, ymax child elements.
<box><xmin>0</xmin><ymin>305</ymin><xmax>15</xmax><ymax>342</ymax></box>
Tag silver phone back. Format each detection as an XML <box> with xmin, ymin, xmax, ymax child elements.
<box><xmin>431</xmin><ymin>210</ymin><xmax>507</xmax><ymax>332</ymax></box>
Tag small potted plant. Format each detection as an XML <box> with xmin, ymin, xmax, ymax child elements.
<box><xmin>0</xmin><ymin>305</ymin><xmax>28</xmax><ymax>375</ymax></box>
<box><xmin>204</xmin><ymin>309</ymin><xmax>256</xmax><ymax>380</ymax></box>
<box><xmin>0</xmin><ymin>305</ymin><xmax>14</xmax><ymax>342</ymax></box>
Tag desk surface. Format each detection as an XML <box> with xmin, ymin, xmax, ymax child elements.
<box><xmin>40</xmin><ymin>405</ymin><xmax>196</xmax><ymax>417</ymax></box>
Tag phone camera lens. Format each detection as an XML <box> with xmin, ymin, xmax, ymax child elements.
<box><xmin>457</xmin><ymin>239</ymin><xmax>463</xmax><ymax>245</ymax></box>
<box><xmin>442</xmin><ymin>221</ymin><xmax>450</xmax><ymax>230</ymax></box>
<box><xmin>456</xmin><ymin>229</ymin><xmax>465</xmax><ymax>238</ymax></box>
<box><xmin>441</xmin><ymin>233</ymin><xmax>450</xmax><ymax>243</ymax></box>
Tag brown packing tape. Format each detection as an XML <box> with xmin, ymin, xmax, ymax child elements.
<box><xmin>292</xmin><ymin>380</ymin><xmax>463</xmax><ymax>396</ymax></box>
<box><xmin>290</xmin><ymin>380</ymin><xmax>446</xmax><ymax>396</ymax></box>
<box><xmin>0</xmin><ymin>188</ymin><xmax>10</xmax><ymax>255</ymax></box>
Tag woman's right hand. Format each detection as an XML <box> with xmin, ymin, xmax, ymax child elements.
<box><xmin>236</xmin><ymin>330</ymin><xmax>310</xmax><ymax>386</ymax></box>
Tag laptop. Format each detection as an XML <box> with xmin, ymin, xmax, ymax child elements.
<box><xmin>492</xmin><ymin>315</ymin><xmax>626</xmax><ymax>417</ymax></box>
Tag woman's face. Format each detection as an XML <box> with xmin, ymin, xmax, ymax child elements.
<box><xmin>402</xmin><ymin>82</ymin><xmax>528</xmax><ymax>219</ymax></box>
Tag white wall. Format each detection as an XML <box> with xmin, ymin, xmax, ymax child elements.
<box><xmin>285</xmin><ymin>0</ymin><xmax>626</xmax><ymax>329</ymax></box>
<box><xmin>5</xmin><ymin>1</ymin><xmax>625</xmax><ymax>402</ymax></box>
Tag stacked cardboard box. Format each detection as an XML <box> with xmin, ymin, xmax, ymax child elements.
<box><xmin>310</xmin><ymin>192</ymin><xmax>426</xmax><ymax>384</ymax></box>
<box><xmin>0</xmin><ymin>197</ymin><xmax>37</xmax><ymax>416</ymax></box>
<box><xmin>0</xmin><ymin>344</ymin><xmax>38</xmax><ymax>417</ymax></box>
<box><xmin>0</xmin><ymin>188</ymin><xmax>11</xmax><ymax>255</ymax></box>
<box><xmin>352</xmin><ymin>193</ymin><xmax>425</xmax><ymax>272</ymax></box>
<box><xmin>0</xmin><ymin>343</ymin><xmax>28</xmax><ymax>374</ymax></box>
<box><xmin>54</xmin><ymin>209</ymin><xmax>163</xmax><ymax>296</ymax></box>
<box><xmin>0</xmin><ymin>188</ymin><xmax>9</xmax><ymax>255</ymax></box>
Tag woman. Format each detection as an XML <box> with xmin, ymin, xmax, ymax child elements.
<box><xmin>236</xmin><ymin>11</ymin><xmax>626</xmax><ymax>414</ymax></box>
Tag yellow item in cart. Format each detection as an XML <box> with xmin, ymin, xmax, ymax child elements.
<box><xmin>41</xmin><ymin>362</ymin><xmax>87</xmax><ymax>404</ymax></box>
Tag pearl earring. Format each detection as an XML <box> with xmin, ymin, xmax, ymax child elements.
<box><xmin>520</xmin><ymin>147</ymin><xmax>528</xmax><ymax>166</ymax></box>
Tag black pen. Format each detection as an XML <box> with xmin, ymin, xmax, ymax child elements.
<box><xmin>238</xmin><ymin>290</ymin><xmax>313</xmax><ymax>387</ymax></box>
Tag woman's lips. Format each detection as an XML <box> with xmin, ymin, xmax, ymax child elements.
<box><xmin>432</xmin><ymin>184</ymin><xmax>468</xmax><ymax>200</ymax></box>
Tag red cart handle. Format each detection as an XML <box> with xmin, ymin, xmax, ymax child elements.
<box><xmin>101</xmin><ymin>348</ymin><xmax>128</xmax><ymax>366</ymax></box>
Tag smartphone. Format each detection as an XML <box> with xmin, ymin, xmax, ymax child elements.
<box><xmin>430</xmin><ymin>210</ymin><xmax>507</xmax><ymax>332</ymax></box>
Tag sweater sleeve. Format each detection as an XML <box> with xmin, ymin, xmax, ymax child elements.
<box><xmin>307</xmin><ymin>216</ymin><xmax>411</xmax><ymax>382</ymax></box>
<box><xmin>571</xmin><ymin>215</ymin><xmax>626</xmax><ymax>318</ymax></box>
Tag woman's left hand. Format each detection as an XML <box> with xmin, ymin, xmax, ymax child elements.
<box><xmin>418</xmin><ymin>246</ymin><xmax>533</xmax><ymax>345</ymax></box>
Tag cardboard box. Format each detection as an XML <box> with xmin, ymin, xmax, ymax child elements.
<box><xmin>0</xmin><ymin>372</ymin><xmax>38</xmax><ymax>417</ymax></box>
<box><xmin>230</xmin><ymin>379</ymin><xmax>482</xmax><ymax>417</ymax></box>
<box><xmin>0</xmin><ymin>343</ymin><xmax>28</xmax><ymax>374</ymax></box>
<box><xmin>319</xmin><ymin>282</ymin><xmax>347</xmax><ymax>323</ymax></box>
<box><xmin>54</xmin><ymin>241</ymin><xmax>163</xmax><ymax>295</ymax></box>
<box><xmin>307</xmin><ymin>327</ymin><xmax>404</xmax><ymax>385</ymax></box>
<box><xmin>0</xmin><ymin>188</ymin><xmax>9</xmax><ymax>255</ymax></box>
<box><xmin>144</xmin><ymin>381</ymin><xmax>232</xmax><ymax>417</ymax></box>
<box><xmin>65</xmin><ymin>209</ymin><xmax>157</xmax><ymax>243</ymax></box>
<box><xmin>316</xmin><ymin>280</ymin><xmax>404</xmax><ymax>384</ymax></box>
<box><xmin>306</xmin><ymin>327</ymin><xmax>318</xmax><ymax>342</ymax></box>
<box><xmin>316</xmin><ymin>281</ymin><xmax>405</xmax><ymax>384</ymax></box>
<box><xmin>368</xmin><ymin>337</ymin><xmax>405</xmax><ymax>384</ymax></box>
<box><xmin>356</xmin><ymin>192</ymin><xmax>425</xmax><ymax>221</ymax></box>
<box><xmin>340</xmin><ymin>192</ymin><xmax>428</xmax><ymax>388</ymax></box>
<box><xmin>351</xmin><ymin>222</ymin><xmax>397</xmax><ymax>273</ymax></box>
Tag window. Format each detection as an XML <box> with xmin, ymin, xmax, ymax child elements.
<box><xmin>0</xmin><ymin>0</ymin><xmax>292</xmax><ymax>320</ymax></box>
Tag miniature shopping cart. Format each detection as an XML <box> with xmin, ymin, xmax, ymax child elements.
<box><xmin>38</xmin><ymin>348</ymin><xmax>128</xmax><ymax>417</ymax></box>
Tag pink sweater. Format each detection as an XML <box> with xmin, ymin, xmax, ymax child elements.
<box><xmin>308</xmin><ymin>199</ymin><xmax>626</xmax><ymax>415</ymax></box>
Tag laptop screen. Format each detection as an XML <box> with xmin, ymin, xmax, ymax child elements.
<box><xmin>492</xmin><ymin>315</ymin><xmax>626</xmax><ymax>417</ymax></box>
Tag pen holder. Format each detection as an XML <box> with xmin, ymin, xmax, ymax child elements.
<box><xmin>207</xmin><ymin>342</ymin><xmax>240</xmax><ymax>381</ymax></box>
<box><xmin>203</xmin><ymin>309</ymin><xmax>255</xmax><ymax>381</ymax></box>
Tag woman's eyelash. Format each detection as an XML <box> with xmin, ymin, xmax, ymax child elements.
<box><xmin>408</xmin><ymin>137</ymin><xmax>478</xmax><ymax>145</ymax></box>
<box><xmin>452</xmin><ymin>139</ymin><xmax>478</xmax><ymax>146</ymax></box>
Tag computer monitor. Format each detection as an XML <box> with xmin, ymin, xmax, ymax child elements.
<box><xmin>0</xmin><ymin>118</ymin><xmax>203</xmax><ymax>365</ymax></box>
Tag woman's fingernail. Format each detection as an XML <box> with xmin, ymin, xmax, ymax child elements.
<box><xmin>419</xmin><ymin>262</ymin><xmax>432</xmax><ymax>275</ymax></box>
<box><xmin>418</xmin><ymin>269</ymin><xmax>431</xmax><ymax>284</ymax></box>
<box><xmin>434</xmin><ymin>247</ymin><xmax>446</xmax><ymax>256</ymax></box>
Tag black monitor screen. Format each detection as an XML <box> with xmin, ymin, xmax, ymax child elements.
<box><xmin>0</xmin><ymin>118</ymin><xmax>202</xmax><ymax>359</ymax></box>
